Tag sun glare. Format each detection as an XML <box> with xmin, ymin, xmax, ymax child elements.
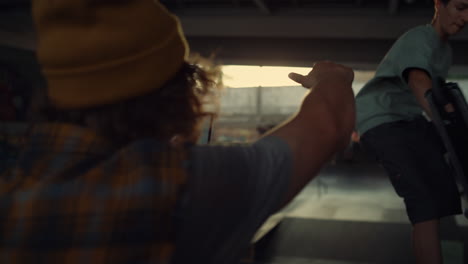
<box><xmin>221</xmin><ymin>65</ymin><xmax>379</xmax><ymax>95</ymax></box>
<box><xmin>222</xmin><ymin>65</ymin><xmax>312</xmax><ymax>88</ymax></box>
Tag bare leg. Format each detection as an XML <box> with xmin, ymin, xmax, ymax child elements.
<box><xmin>412</xmin><ymin>219</ymin><xmax>443</xmax><ymax>264</ymax></box>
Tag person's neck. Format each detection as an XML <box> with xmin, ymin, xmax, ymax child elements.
<box><xmin>431</xmin><ymin>21</ymin><xmax>449</xmax><ymax>42</ymax></box>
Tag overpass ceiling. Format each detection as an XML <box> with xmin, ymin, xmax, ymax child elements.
<box><xmin>0</xmin><ymin>0</ymin><xmax>467</xmax><ymax>72</ymax></box>
<box><xmin>158</xmin><ymin>0</ymin><xmax>468</xmax><ymax>71</ymax></box>
<box><xmin>161</xmin><ymin>0</ymin><xmax>432</xmax><ymax>13</ymax></box>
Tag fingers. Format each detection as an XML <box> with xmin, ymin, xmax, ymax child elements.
<box><xmin>289</xmin><ymin>61</ymin><xmax>354</xmax><ymax>89</ymax></box>
<box><xmin>313</xmin><ymin>61</ymin><xmax>355</xmax><ymax>84</ymax></box>
<box><xmin>288</xmin><ymin>72</ymin><xmax>305</xmax><ymax>84</ymax></box>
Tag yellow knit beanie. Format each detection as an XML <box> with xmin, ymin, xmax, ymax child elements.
<box><xmin>33</xmin><ymin>0</ymin><xmax>189</xmax><ymax>109</ymax></box>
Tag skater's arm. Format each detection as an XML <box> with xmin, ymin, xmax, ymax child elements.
<box><xmin>407</xmin><ymin>69</ymin><xmax>434</xmax><ymax>118</ymax></box>
<box><xmin>407</xmin><ymin>69</ymin><xmax>454</xmax><ymax>118</ymax></box>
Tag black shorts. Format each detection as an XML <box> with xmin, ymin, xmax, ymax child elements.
<box><xmin>360</xmin><ymin>116</ymin><xmax>462</xmax><ymax>225</ymax></box>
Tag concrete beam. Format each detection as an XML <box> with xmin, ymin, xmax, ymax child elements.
<box><xmin>179</xmin><ymin>15</ymin><xmax>468</xmax><ymax>40</ymax></box>
<box><xmin>252</xmin><ymin>0</ymin><xmax>271</xmax><ymax>14</ymax></box>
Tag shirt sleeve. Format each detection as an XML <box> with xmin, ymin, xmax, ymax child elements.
<box><xmin>172</xmin><ymin>136</ymin><xmax>293</xmax><ymax>264</ymax></box>
<box><xmin>388</xmin><ymin>28</ymin><xmax>435</xmax><ymax>82</ymax></box>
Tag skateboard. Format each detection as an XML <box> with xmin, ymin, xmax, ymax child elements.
<box><xmin>425</xmin><ymin>80</ymin><xmax>468</xmax><ymax>218</ymax></box>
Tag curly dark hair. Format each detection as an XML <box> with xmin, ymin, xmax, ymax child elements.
<box><xmin>38</xmin><ymin>62</ymin><xmax>221</xmax><ymax>147</ymax></box>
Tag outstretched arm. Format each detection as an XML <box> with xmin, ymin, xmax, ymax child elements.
<box><xmin>267</xmin><ymin>61</ymin><xmax>356</xmax><ymax>204</ymax></box>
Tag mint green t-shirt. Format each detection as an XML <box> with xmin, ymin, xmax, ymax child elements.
<box><xmin>355</xmin><ymin>25</ymin><xmax>452</xmax><ymax>135</ymax></box>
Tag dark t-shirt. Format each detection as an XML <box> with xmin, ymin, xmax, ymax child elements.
<box><xmin>173</xmin><ymin>136</ymin><xmax>293</xmax><ymax>264</ymax></box>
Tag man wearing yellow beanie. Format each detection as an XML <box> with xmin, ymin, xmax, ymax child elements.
<box><xmin>0</xmin><ymin>0</ymin><xmax>356</xmax><ymax>263</ymax></box>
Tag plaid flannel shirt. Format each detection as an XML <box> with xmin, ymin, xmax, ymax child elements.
<box><xmin>0</xmin><ymin>124</ymin><xmax>187</xmax><ymax>264</ymax></box>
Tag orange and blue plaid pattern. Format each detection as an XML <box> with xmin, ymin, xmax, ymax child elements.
<box><xmin>0</xmin><ymin>124</ymin><xmax>187</xmax><ymax>264</ymax></box>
